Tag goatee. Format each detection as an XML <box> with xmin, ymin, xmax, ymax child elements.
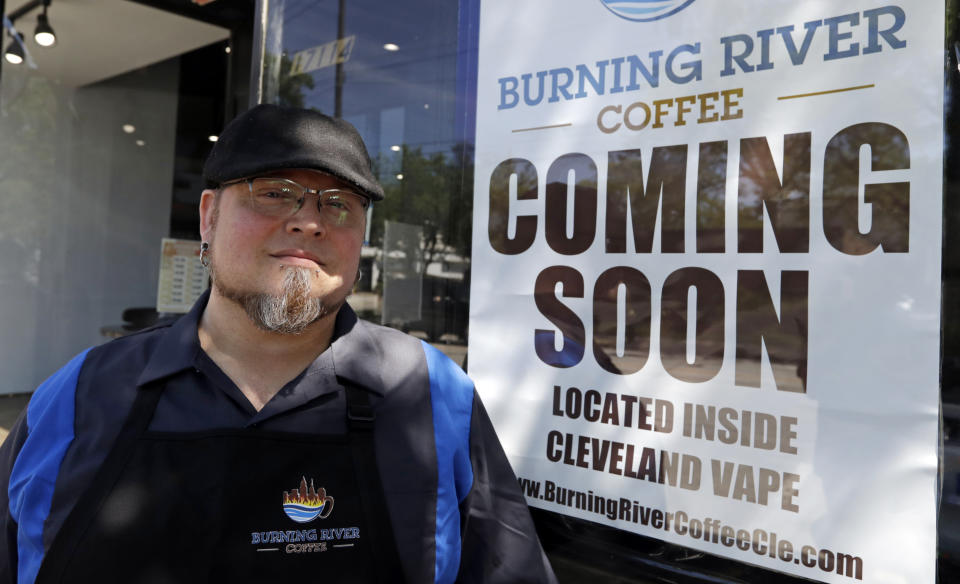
<box><xmin>212</xmin><ymin>264</ymin><xmax>342</xmax><ymax>334</ymax></box>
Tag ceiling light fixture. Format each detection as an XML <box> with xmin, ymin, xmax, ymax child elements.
<box><xmin>208</xmin><ymin>135</ymin><xmax>218</xmax><ymax>142</ymax></box>
<box><xmin>122</xmin><ymin>124</ymin><xmax>136</xmax><ymax>134</ymax></box>
<box><xmin>33</xmin><ymin>1</ymin><xmax>55</xmax><ymax>48</ymax></box>
<box><xmin>2</xmin><ymin>0</ymin><xmax>59</xmax><ymax>68</ymax></box>
<box><xmin>4</xmin><ymin>33</ymin><xmax>24</xmax><ymax>65</ymax></box>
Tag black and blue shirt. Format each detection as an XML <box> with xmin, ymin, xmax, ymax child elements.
<box><xmin>0</xmin><ymin>293</ymin><xmax>555</xmax><ymax>583</ymax></box>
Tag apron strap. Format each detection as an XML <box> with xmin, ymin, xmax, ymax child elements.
<box><xmin>344</xmin><ymin>386</ymin><xmax>406</xmax><ymax>584</ymax></box>
<box><xmin>36</xmin><ymin>384</ymin><xmax>164</xmax><ymax>583</ymax></box>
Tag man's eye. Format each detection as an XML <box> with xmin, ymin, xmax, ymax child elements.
<box><xmin>258</xmin><ymin>190</ymin><xmax>292</xmax><ymax>200</ymax></box>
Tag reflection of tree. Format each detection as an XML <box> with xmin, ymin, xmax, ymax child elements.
<box><xmin>822</xmin><ymin>124</ymin><xmax>909</xmax><ymax>254</ymax></box>
<box><xmin>371</xmin><ymin>142</ymin><xmax>474</xmax><ymax>276</ymax></box>
<box><xmin>274</xmin><ymin>53</ymin><xmax>316</xmax><ymax>108</ymax></box>
<box><xmin>696</xmin><ymin>141</ymin><xmax>727</xmax><ymax>252</ymax></box>
<box><xmin>0</xmin><ymin>76</ymin><xmax>58</xmax><ymax>257</ymax></box>
<box><xmin>606</xmin><ymin>146</ymin><xmax>686</xmax><ymax>253</ymax></box>
<box><xmin>738</xmin><ymin>135</ymin><xmax>810</xmax><ymax>253</ymax></box>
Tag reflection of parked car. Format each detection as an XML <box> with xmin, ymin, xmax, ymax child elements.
<box><xmin>393</xmin><ymin>273</ymin><xmax>469</xmax><ymax>343</ymax></box>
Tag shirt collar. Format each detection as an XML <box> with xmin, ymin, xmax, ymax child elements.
<box><xmin>136</xmin><ymin>290</ymin><xmax>209</xmax><ymax>387</ymax></box>
<box><xmin>329</xmin><ymin>304</ymin><xmax>386</xmax><ymax>396</ymax></box>
<box><xmin>137</xmin><ymin>291</ymin><xmax>385</xmax><ymax>395</ymax></box>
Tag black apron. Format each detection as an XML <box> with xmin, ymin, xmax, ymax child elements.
<box><xmin>35</xmin><ymin>381</ymin><xmax>405</xmax><ymax>584</ymax></box>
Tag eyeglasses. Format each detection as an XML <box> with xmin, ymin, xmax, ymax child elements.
<box><xmin>221</xmin><ymin>177</ymin><xmax>370</xmax><ymax>228</ymax></box>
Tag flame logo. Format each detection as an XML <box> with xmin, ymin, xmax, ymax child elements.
<box><xmin>599</xmin><ymin>0</ymin><xmax>697</xmax><ymax>22</ymax></box>
<box><xmin>282</xmin><ymin>477</ymin><xmax>334</xmax><ymax>523</ymax></box>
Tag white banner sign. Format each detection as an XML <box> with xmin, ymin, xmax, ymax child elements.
<box><xmin>468</xmin><ymin>1</ymin><xmax>943</xmax><ymax>582</ymax></box>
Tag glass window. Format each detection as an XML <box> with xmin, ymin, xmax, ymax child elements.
<box><xmin>262</xmin><ymin>0</ymin><xmax>473</xmax><ymax>366</ymax></box>
<box><xmin>262</xmin><ymin>1</ymin><xmax>957</xmax><ymax>581</ymax></box>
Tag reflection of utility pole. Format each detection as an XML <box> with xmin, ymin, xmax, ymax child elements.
<box><xmin>334</xmin><ymin>0</ymin><xmax>345</xmax><ymax>117</ymax></box>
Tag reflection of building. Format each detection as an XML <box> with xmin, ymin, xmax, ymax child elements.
<box><xmin>350</xmin><ymin>232</ymin><xmax>470</xmax><ymax>345</ymax></box>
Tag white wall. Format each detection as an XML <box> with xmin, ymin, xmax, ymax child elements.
<box><xmin>0</xmin><ymin>58</ymin><xmax>179</xmax><ymax>394</ymax></box>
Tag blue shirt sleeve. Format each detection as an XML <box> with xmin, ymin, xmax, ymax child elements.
<box><xmin>457</xmin><ymin>394</ymin><xmax>558</xmax><ymax>584</ymax></box>
<box><xmin>421</xmin><ymin>341</ymin><xmax>474</xmax><ymax>584</ymax></box>
<box><xmin>5</xmin><ymin>349</ymin><xmax>90</xmax><ymax>584</ymax></box>
<box><xmin>421</xmin><ymin>341</ymin><xmax>556</xmax><ymax>584</ymax></box>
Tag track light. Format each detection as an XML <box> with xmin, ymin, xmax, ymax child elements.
<box><xmin>4</xmin><ymin>34</ymin><xmax>24</xmax><ymax>65</ymax></box>
<box><xmin>34</xmin><ymin>12</ymin><xmax>55</xmax><ymax>47</ymax></box>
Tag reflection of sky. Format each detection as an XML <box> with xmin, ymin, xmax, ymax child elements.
<box><xmin>274</xmin><ymin>0</ymin><xmax>464</xmax><ymax>157</ymax></box>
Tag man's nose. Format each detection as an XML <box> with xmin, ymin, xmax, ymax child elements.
<box><xmin>285</xmin><ymin>195</ymin><xmax>327</xmax><ymax>237</ymax></box>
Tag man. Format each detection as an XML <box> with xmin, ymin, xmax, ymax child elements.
<box><xmin>0</xmin><ymin>104</ymin><xmax>557</xmax><ymax>583</ymax></box>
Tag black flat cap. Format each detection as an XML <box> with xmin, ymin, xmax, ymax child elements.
<box><xmin>203</xmin><ymin>104</ymin><xmax>385</xmax><ymax>201</ymax></box>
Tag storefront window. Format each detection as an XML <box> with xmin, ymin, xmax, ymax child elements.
<box><xmin>262</xmin><ymin>1</ymin><xmax>953</xmax><ymax>582</ymax></box>
<box><xmin>262</xmin><ymin>0</ymin><xmax>473</xmax><ymax>365</ymax></box>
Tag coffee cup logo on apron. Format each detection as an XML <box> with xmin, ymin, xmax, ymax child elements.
<box><xmin>283</xmin><ymin>476</ymin><xmax>335</xmax><ymax>523</ymax></box>
<box><xmin>249</xmin><ymin>476</ymin><xmax>361</xmax><ymax>556</ymax></box>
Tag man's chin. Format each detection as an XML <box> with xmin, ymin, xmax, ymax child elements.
<box><xmin>211</xmin><ymin>268</ymin><xmax>345</xmax><ymax>334</ymax></box>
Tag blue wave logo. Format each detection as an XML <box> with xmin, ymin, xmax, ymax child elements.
<box><xmin>599</xmin><ymin>0</ymin><xmax>697</xmax><ymax>22</ymax></box>
<box><xmin>283</xmin><ymin>501</ymin><xmax>333</xmax><ymax>523</ymax></box>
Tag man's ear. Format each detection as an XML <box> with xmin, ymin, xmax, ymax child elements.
<box><xmin>199</xmin><ymin>189</ymin><xmax>218</xmax><ymax>242</ymax></box>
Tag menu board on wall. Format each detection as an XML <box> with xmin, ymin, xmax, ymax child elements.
<box><xmin>156</xmin><ymin>238</ymin><xmax>208</xmax><ymax>313</ymax></box>
<box><xmin>468</xmin><ymin>1</ymin><xmax>943</xmax><ymax>582</ymax></box>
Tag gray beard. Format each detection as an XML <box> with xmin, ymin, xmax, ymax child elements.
<box><xmin>211</xmin><ymin>265</ymin><xmax>343</xmax><ymax>335</ymax></box>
